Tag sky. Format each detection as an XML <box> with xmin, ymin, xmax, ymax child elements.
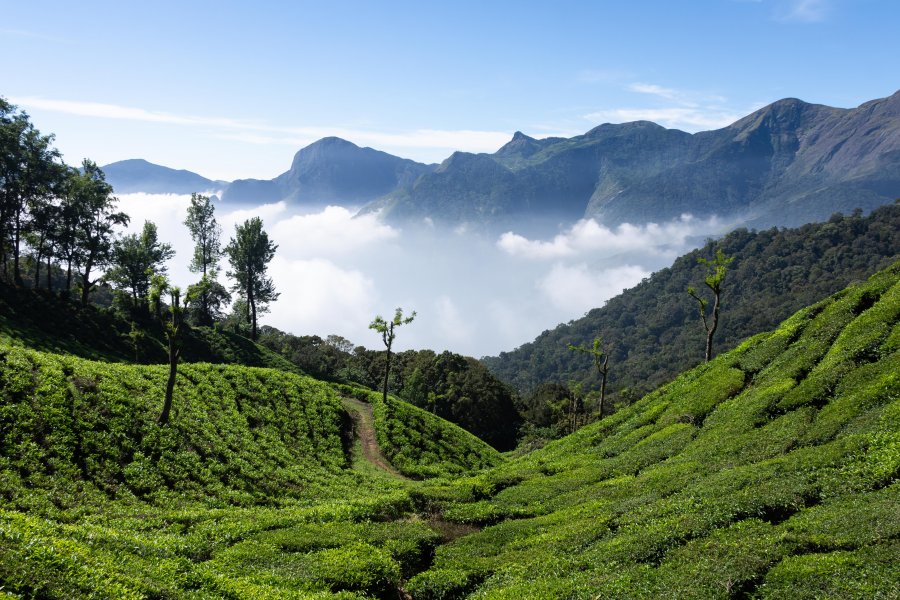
<box><xmin>3</xmin><ymin>0</ymin><xmax>898</xmax><ymax>180</ymax></box>
<box><xmin>2</xmin><ymin>0</ymin><xmax>898</xmax><ymax>356</ymax></box>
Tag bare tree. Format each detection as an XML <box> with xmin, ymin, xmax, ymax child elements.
<box><xmin>369</xmin><ymin>308</ymin><xmax>416</xmax><ymax>405</ymax></box>
<box><xmin>688</xmin><ymin>248</ymin><xmax>734</xmax><ymax>362</ymax></box>
<box><xmin>569</xmin><ymin>336</ymin><xmax>611</xmax><ymax>419</ymax></box>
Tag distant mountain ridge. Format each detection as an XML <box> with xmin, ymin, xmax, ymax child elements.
<box><xmin>101</xmin><ymin>159</ymin><xmax>226</xmax><ymax>194</ymax></box>
<box><xmin>365</xmin><ymin>91</ymin><xmax>900</xmax><ymax>230</ymax></box>
<box><xmin>106</xmin><ymin>91</ymin><xmax>899</xmax><ymax>229</ymax></box>
<box><xmin>220</xmin><ymin>136</ymin><xmax>436</xmax><ymax>205</ymax></box>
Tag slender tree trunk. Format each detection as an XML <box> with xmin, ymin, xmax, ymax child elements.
<box><xmin>46</xmin><ymin>254</ymin><xmax>52</xmax><ymax>291</ymax></box>
<box><xmin>33</xmin><ymin>234</ymin><xmax>46</xmax><ymax>289</ymax></box>
<box><xmin>158</xmin><ymin>339</ymin><xmax>179</xmax><ymax>425</ymax></box>
<box><xmin>248</xmin><ymin>279</ymin><xmax>257</xmax><ymax>340</ymax></box>
<box><xmin>382</xmin><ymin>344</ymin><xmax>392</xmax><ymax>405</ymax></box>
<box><xmin>706</xmin><ymin>292</ymin><xmax>720</xmax><ymax>362</ymax></box>
<box><xmin>34</xmin><ymin>250</ymin><xmax>42</xmax><ymax>289</ymax></box>
<box><xmin>80</xmin><ymin>258</ymin><xmax>93</xmax><ymax>306</ymax></box>
<box><xmin>598</xmin><ymin>354</ymin><xmax>609</xmax><ymax>419</ymax></box>
<box><xmin>12</xmin><ymin>208</ymin><xmax>22</xmax><ymax>286</ymax></box>
<box><xmin>65</xmin><ymin>259</ymin><xmax>72</xmax><ymax>292</ymax></box>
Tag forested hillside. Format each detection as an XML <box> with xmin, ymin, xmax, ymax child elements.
<box><xmin>409</xmin><ymin>261</ymin><xmax>900</xmax><ymax>598</ymax></box>
<box><xmin>485</xmin><ymin>203</ymin><xmax>900</xmax><ymax>417</ymax></box>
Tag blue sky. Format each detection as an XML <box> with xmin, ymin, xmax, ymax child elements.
<box><xmin>3</xmin><ymin>0</ymin><xmax>898</xmax><ymax>180</ymax></box>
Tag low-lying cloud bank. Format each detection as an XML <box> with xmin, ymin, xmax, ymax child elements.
<box><xmin>115</xmin><ymin>194</ymin><xmax>724</xmax><ymax>356</ymax></box>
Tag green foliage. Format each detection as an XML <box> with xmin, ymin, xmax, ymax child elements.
<box><xmin>0</xmin><ymin>343</ymin><xmax>490</xmax><ymax>597</ymax></box>
<box><xmin>106</xmin><ymin>220</ymin><xmax>175</xmax><ymax>310</ymax></box>
<box><xmin>485</xmin><ymin>204</ymin><xmax>900</xmax><ymax>409</ymax></box>
<box><xmin>225</xmin><ymin>217</ymin><xmax>278</xmax><ymax>341</ymax></box>
<box><xmin>409</xmin><ymin>262</ymin><xmax>900</xmax><ymax>598</ymax></box>
<box><xmin>260</xmin><ymin>329</ymin><xmax>523</xmax><ymax>450</ymax></box>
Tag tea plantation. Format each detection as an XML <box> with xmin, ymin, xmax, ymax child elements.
<box><xmin>407</xmin><ymin>262</ymin><xmax>900</xmax><ymax>598</ymax></box>
<box><xmin>1</xmin><ymin>263</ymin><xmax>898</xmax><ymax>598</ymax></box>
<box><xmin>0</xmin><ymin>351</ymin><xmax>498</xmax><ymax>598</ymax></box>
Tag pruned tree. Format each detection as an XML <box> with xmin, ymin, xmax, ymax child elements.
<box><xmin>687</xmin><ymin>248</ymin><xmax>734</xmax><ymax>362</ymax></box>
<box><xmin>184</xmin><ymin>193</ymin><xmax>227</xmax><ymax>325</ymax></box>
<box><xmin>369</xmin><ymin>307</ymin><xmax>416</xmax><ymax>405</ymax></box>
<box><xmin>568</xmin><ymin>335</ymin><xmax>611</xmax><ymax>419</ymax></box>
<box><xmin>158</xmin><ymin>285</ymin><xmax>183</xmax><ymax>426</ymax></box>
<box><xmin>225</xmin><ymin>217</ymin><xmax>278</xmax><ymax>340</ymax></box>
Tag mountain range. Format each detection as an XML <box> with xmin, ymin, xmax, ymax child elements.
<box><xmin>103</xmin><ymin>90</ymin><xmax>900</xmax><ymax>229</ymax></box>
<box><xmin>100</xmin><ymin>158</ymin><xmax>226</xmax><ymax>194</ymax></box>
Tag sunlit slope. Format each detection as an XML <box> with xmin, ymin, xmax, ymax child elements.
<box><xmin>410</xmin><ymin>262</ymin><xmax>900</xmax><ymax>599</ymax></box>
<box><xmin>0</xmin><ymin>352</ymin><xmax>499</xmax><ymax>598</ymax></box>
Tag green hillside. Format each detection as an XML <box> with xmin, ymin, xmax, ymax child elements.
<box><xmin>485</xmin><ymin>203</ymin><xmax>900</xmax><ymax>406</ymax></box>
<box><xmin>408</xmin><ymin>261</ymin><xmax>900</xmax><ymax>598</ymax></box>
<box><xmin>1</xmin><ymin>260</ymin><xmax>898</xmax><ymax>598</ymax></box>
<box><xmin>335</xmin><ymin>384</ymin><xmax>503</xmax><ymax>479</ymax></box>
<box><xmin>0</xmin><ymin>283</ymin><xmax>301</xmax><ymax>372</ymax></box>
<box><xmin>0</xmin><ymin>349</ymin><xmax>499</xmax><ymax>598</ymax></box>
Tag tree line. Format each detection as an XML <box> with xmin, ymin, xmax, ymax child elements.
<box><xmin>0</xmin><ymin>98</ymin><xmax>279</xmax><ymax>340</ymax></box>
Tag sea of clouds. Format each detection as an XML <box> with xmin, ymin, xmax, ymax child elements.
<box><xmin>115</xmin><ymin>194</ymin><xmax>727</xmax><ymax>357</ymax></box>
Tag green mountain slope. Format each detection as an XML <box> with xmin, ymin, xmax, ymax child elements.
<box><xmin>0</xmin><ymin>349</ymin><xmax>500</xmax><ymax>598</ymax></box>
<box><xmin>409</xmin><ymin>262</ymin><xmax>900</xmax><ymax>598</ymax></box>
<box><xmin>484</xmin><ymin>203</ymin><xmax>900</xmax><ymax>405</ymax></box>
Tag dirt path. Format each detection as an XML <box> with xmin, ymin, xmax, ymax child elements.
<box><xmin>341</xmin><ymin>397</ymin><xmax>408</xmax><ymax>479</ymax></box>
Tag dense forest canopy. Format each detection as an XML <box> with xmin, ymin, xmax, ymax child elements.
<box><xmin>486</xmin><ymin>203</ymin><xmax>900</xmax><ymax>426</ymax></box>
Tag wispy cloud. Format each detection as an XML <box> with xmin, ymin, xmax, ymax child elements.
<box><xmin>538</xmin><ymin>264</ymin><xmax>651</xmax><ymax>314</ymax></box>
<box><xmin>583</xmin><ymin>82</ymin><xmax>748</xmax><ymax>132</ymax></box>
<box><xmin>776</xmin><ymin>0</ymin><xmax>831</xmax><ymax>22</ymax></box>
<box><xmin>0</xmin><ymin>29</ymin><xmax>68</xmax><ymax>43</ymax></box>
<box><xmin>10</xmin><ymin>96</ymin><xmax>512</xmax><ymax>156</ymax></box>
<box><xmin>584</xmin><ymin>106</ymin><xmax>743</xmax><ymax>131</ymax></box>
<box><xmin>497</xmin><ymin>215</ymin><xmax>722</xmax><ymax>260</ymax></box>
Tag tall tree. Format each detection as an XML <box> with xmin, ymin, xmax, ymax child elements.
<box><xmin>687</xmin><ymin>248</ymin><xmax>734</xmax><ymax>362</ymax></box>
<box><xmin>369</xmin><ymin>307</ymin><xmax>416</xmax><ymax>405</ymax></box>
<box><xmin>568</xmin><ymin>335</ymin><xmax>611</xmax><ymax>419</ymax></box>
<box><xmin>71</xmin><ymin>160</ymin><xmax>129</xmax><ymax>306</ymax></box>
<box><xmin>225</xmin><ymin>217</ymin><xmax>278</xmax><ymax>340</ymax></box>
<box><xmin>53</xmin><ymin>166</ymin><xmax>87</xmax><ymax>294</ymax></box>
<box><xmin>184</xmin><ymin>193</ymin><xmax>227</xmax><ymax>325</ymax></box>
<box><xmin>25</xmin><ymin>166</ymin><xmax>64</xmax><ymax>290</ymax></box>
<box><xmin>0</xmin><ymin>103</ymin><xmax>61</xmax><ymax>286</ymax></box>
<box><xmin>107</xmin><ymin>220</ymin><xmax>174</xmax><ymax>310</ymax></box>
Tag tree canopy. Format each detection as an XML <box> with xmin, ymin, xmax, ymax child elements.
<box><xmin>225</xmin><ymin>217</ymin><xmax>278</xmax><ymax>340</ymax></box>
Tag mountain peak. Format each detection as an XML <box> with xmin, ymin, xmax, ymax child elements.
<box><xmin>495</xmin><ymin>131</ymin><xmax>543</xmax><ymax>158</ymax></box>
